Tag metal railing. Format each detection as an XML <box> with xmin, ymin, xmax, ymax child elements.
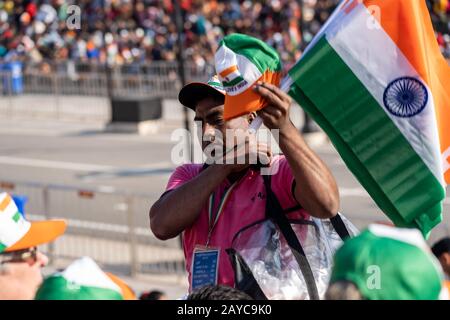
<box><xmin>1</xmin><ymin>61</ymin><xmax>214</xmax><ymax>98</ymax></box>
<box><xmin>0</xmin><ymin>180</ymin><xmax>185</xmax><ymax>277</ymax></box>
<box><xmin>22</xmin><ymin>70</ymin><xmax>109</xmax><ymax>96</ymax></box>
<box><xmin>0</xmin><ymin>61</ymin><xmax>213</xmax><ymax>121</ymax></box>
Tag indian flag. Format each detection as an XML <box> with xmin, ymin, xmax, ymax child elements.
<box><xmin>284</xmin><ymin>0</ymin><xmax>450</xmax><ymax>237</ymax></box>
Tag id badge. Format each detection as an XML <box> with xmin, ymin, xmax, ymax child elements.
<box><xmin>191</xmin><ymin>246</ymin><xmax>220</xmax><ymax>291</ymax></box>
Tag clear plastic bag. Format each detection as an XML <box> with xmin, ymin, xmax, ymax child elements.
<box><xmin>230</xmin><ymin>213</ymin><xmax>359</xmax><ymax>300</ymax></box>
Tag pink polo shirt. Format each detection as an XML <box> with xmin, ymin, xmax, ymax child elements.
<box><xmin>165</xmin><ymin>155</ymin><xmax>310</xmax><ymax>291</ymax></box>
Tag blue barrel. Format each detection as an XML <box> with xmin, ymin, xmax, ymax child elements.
<box><xmin>2</xmin><ymin>61</ymin><xmax>24</xmax><ymax>94</ymax></box>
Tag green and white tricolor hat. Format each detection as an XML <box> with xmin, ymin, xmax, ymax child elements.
<box><xmin>35</xmin><ymin>257</ymin><xmax>136</xmax><ymax>300</ymax></box>
<box><xmin>215</xmin><ymin>33</ymin><xmax>282</xmax><ymax>120</ymax></box>
<box><xmin>0</xmin><ymin>192</ymin><xmax>66</xmax><ymax>253</ymax></box>
<box><xmin>330</xmin><ymin>224</ymin><xmax>445</xmax><ymax>300</ymax></box>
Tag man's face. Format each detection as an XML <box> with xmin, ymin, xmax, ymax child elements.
<box><xmin>0</xmin><ymin>249</ymin><xmax>48</xmax><ymax>300</ymax></box>
<box><xmin>194</xmin><ymin>96</ymin><xmax>250</xmax><ymax>152</ymax></box>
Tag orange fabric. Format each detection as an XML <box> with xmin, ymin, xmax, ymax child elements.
<box><xmin>363</xmin><ymin>0</ymin><xmax>450</xmax><ymax>183</ymax></box>
<box><xmin>5</xmin><ymin>220</ymin><xmax>67</xmax><ymax>252</ymax></box>
<box><xmin>0</xmin><ymin>194</ymin><xmax>11</xmax><ymax>211</ymax></box>
<box><xmin>106</xmin><ymin>273</ymin><xmax>136</xmax><ymax>300</ymax></box>
<box><xmin>223</xmin><ymin>71</ymin><xmax>281</xmax><ymax>120</ymax></box>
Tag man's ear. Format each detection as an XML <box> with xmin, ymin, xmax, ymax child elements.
<box><xmin>247</xmin><ymin>112</ymin><xmax>257</xmax><ymax>124</ymax></box>
<box><xmin>438</xmin><ymin>253</ymin><xmax>450</xmax><ymax>268</ymax></box>
<box><xmin>443</xmin><ymin>252</ymin><xmax>450</xmax><ymax>265</ymax></box>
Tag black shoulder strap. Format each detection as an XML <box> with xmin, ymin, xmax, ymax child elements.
<box><xmin>262</xmin><ymin>174</ymin><xmax>320</xmax><ymax>300</ymax></box>
<box><xmin>330</xmin><ymin>214</ymin><xmax>351</xmax><ymax>241</ymax></box>
<box><xmin>226</xmin><ymin>248</ymin><xmax>268</xmax><ymax>300</ymax></box>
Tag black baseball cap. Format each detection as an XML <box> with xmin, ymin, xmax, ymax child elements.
<box><xmin>178</xmin><ymin>75</ymin><xmax>226</xmax><ymax>111</ymax></box>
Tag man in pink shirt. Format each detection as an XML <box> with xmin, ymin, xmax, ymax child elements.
<box><xmin>149</xmin><ymin>76</ymin><xmax>339</xmax><ymax>292</ymax></box>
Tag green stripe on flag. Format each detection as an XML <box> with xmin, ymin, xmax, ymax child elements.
<box><xmin>0</xmin><ymin>242</ymin><xmax>7</xmax><ymax>253</ymax></box>
<box><xmin>12</xmin><ymin>212</ymin><xmax>21</xmax><ymax>223</ymax></box>
<box><xmin>288</xmin><ymin>36</ymin><xmax>444</xmax><ymax>237</ymax></box>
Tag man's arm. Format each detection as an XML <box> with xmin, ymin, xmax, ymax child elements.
<box><xmin>254</xmin><ymin>82</ymin><xmax>339</xmax><ymax>219</ymax></box>
<box><xmin>277</xmin><ymin>124</ymin><xmax>339</xmax><ymax>219</ymax></box>
<box><xmin>150</xmin><ymin>164</ymin><xmax>231</xmax><ymax>240</ymax></box>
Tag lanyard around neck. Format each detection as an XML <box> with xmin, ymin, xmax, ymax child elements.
<box><xmin>206</xmin><ymin>182</ymin><xmax>238</xmax><ymax>247</ymax></box>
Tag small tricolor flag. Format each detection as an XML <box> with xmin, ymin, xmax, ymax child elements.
<box><xmin>284</xmin><ymin>0</ymin><xmax>450</xmax><ymax>237</ymax></box>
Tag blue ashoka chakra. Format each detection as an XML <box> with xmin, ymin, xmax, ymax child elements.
<box><xmin>383</xmin><ymin>77</ymin><xmax>428</xmax><ymax>118</ymax></box>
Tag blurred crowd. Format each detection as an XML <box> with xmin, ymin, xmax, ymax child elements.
<box><xmin>2</xmin><ymin>0</ymin><xmax>448</xmax><ymax>73</ymax></box>
<box><xmin>0</xmin><ymin>0</ymin><xmax>328</xmax><ymax>72</ymax></box>
<box><xmin>432</xmin><ymin>0</ymin><xmax>450</xmax><ymax>57</ymax></box>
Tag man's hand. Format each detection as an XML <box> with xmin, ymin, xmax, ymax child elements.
<box><xmin>253</xmin><ymin>81</ymin><xmax>293</xmax><ymax>132</ymax></box>
<box><xmin>222</xmin><ymin>139</ymin><xmax>272</xmax><ymax>174</ymax></box>
<box><xmin>253</xmin><ymin>81</ymin><xmax>339</xmax><ymax>219</ymax></box>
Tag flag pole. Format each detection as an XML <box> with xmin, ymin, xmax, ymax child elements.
<box><xmin>174</xmin><ymin>0</ymin><xmax>191</xmax><ymax>250</ymax></box>
<box><xmin>174</xmin><ymin>0</ymin><xmax>192</xmax><ymax>162</ymax></box>
<box><xmin>298</xmin><ymin>0</ymin><xmax>318</xmax><ymax>133</ymax></box>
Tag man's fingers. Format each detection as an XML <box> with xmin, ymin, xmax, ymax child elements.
<box><xmin>256</xmin><ymin>143</ymin><xmax>272</xmax><ymax>165</ymax></box>
<box><xmin>256</xmin><ymin>81</ymin><xmax>292</xmax><ymax>103</ymax></box>
<box><xmin>257</xmin><ymin>150</ymin><xmax>272</xmax><ymax>166</ymax></box>
<box><xmin>257</xmin><ymin>109</ymin><xmax>277</xmax><ymax>127</ymax></box>
<box><xmin>257</xmin><ymin>143</ymin><xmax>272</xmax><ymax>156</ymax></box>
<box><xmin>260</xmin><ymin>81</ymin><xmax>292</xmax><ymax>103</ymax></box>
<box><xmin>253</xmin><ymin>84</ymin><xmax>285</xmax><ymax>107</ymax></box>
<box><xmin>259</xmin><ymin>105</ymin><xmax>284</xmax><ymax>118</ymax></box>
<box><xmin>222</xmin><ymin>138</ymin><xmax>272</xmax><ymax>167</ymax></box>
